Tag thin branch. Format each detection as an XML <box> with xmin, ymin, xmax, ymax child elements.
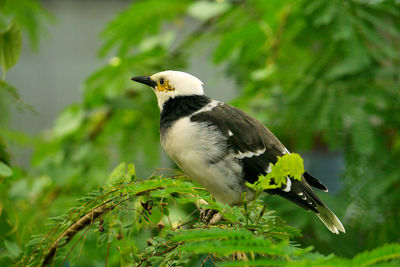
<box><xmin>62</xmin><ymin>216</ymin><xmax>93</xmax><ymax>266</ymax></box>
<box><xmin>42</xmin><ymin>187</ymin><xmax>163</xmax><ymax>266</ymax></box>
<box><xmin>105</xmin><ymin>241</ymin><xmax>111</xmax><ymax>267</ymax></box>
<box><xmin>43</xmin><ymin>203</ymin><xmax>111</xmax><ymax>266</ymax></box>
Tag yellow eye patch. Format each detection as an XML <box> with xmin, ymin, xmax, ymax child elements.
<box><xmin>157</xmin><ymin>80</ymin><xmax>174</xmax><ymax>92</ymax></box>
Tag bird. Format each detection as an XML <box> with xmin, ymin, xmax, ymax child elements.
<box><xmin>131</xmin><ymin>70</ymin><xmax>345</xmax><ymax>234</ymax></box>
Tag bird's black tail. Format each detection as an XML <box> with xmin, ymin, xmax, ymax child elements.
<box><xmin>304</xmin><ymin>172</ymin><xmax>345</xmax><ymax>234</ymax></box>
<box><xmin>271</xmin><ymin>177</ymin><xmax>345</xmax><ymax>234</ymax></box>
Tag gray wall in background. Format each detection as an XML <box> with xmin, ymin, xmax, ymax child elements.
<box><xmin>8</xmin><ymin>0</ymin><xmax>130</xmax><ymax>135</ymax></box>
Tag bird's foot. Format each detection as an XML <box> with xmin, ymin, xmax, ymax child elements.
<box><xmin>199</xmin><ymin>208</ymin><xmax>223</xmax><ymax>224</ymax></box>
<box><xmin>232</xmin><ymin>251</ymin><xmax>248</xmax><ymax>261</ymax></box>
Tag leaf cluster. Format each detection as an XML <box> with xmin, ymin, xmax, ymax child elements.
<box><xmin>19</xmin><ymin>164</ymin><xmax>400</xmax><ymax>266</ymax></box>
<box><xmin>248</xmin><ymin>153</ymin><xmax>304</xmax><ymax>192</ymax></box>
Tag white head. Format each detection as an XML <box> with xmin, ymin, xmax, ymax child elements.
<box><xmin>131</xmin><ymin>70</ymin><xmax>204</xmax><ymax>110</ymax></box>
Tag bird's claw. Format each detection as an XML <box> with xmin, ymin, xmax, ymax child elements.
<box><xmin>199</xmin><ymin>208</ymin><xmax>222</xmax><ymax>224</ymax></box>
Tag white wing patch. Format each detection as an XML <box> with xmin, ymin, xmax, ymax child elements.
<box><xmin>235</xmin><ymin>148</ymin><xmax>266</xmax><ymax>159</ymax></box>
<box><xmin>192</xmin><ymin>100</ymin><xmax>220</xmax><ymax>115</ymax></box>
<box><xmin>228</xmin><ymin>130</ymin><xmax>233</xmax><ymax>136</ymax></box>
<box><xmin>265</xmin><ymin>164</ymin><xmax>272</xmax><ymax>174</ymax></box>
<box><xmin>297</xmin><ymin>190</ymin><xmax>309</xmax><ymax>201</ymax></box>
<box><xmin>282</xmin><ymin>177</ymin><xmax>292</xmax><ymax>192</ymax></box>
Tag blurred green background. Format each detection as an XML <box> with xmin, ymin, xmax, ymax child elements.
<box><xmin>1</xmin><ymin>0</ymin><xmax>399</xmax><ymax>265</ymax></box>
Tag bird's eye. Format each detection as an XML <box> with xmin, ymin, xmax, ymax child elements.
<box><xmin>159</xmin><ymin>78</ymin><xmax>165</xmax><ymax>85</ymax></box>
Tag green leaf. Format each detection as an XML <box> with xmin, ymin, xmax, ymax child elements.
<box><xmin>1</xmin><ymin>0</ymin><xmax>55</xmax><ymax>49</ymax></box>
<box><xmin>0</xmin><ymin>80</ymin><xmax>18</xmax><ymax>99</ymax></box>
<box><xmin>148</xmin><ymin>206</ymin><xmax>162</xmax><ymax>224</ymax></box>
<box><xmin>351</xmin><ymin>243</ymin><xmax>400</xmax><ymax>266</ymax></box>
<box><xmin>187</xmin><ymin>1</ymin><xmax>230</xmax><ymax>21</ymax></box>
<box><xmin>173</xmin><ymin>228</ymin><xmax>297</xmax><ymax>256</ymax></box>
<box><xmin>0</xmin><ymin>21</ymin><xmax>22</xmax><ymax>72</ymax></box>
<box><xmin>172</xmin><ymin>228</ymin><xmax>253</xmax><ymax>242</ymax></box>
<box><xmin>248</xmin><ymin>153</ymin><xmax>304</xmax><ymax>191</ymax></box>
<box><xmin>138</xmin><ymin>31</ymin><xmax>175</xmax><ymax>52</ymax></box>
<box><xmin>0</xmin><ymin>160</ymin><xmax>12</xmax><ymax>177</ymax></box>
<box><xmin>4</xmin><ymin>239</ymin><xmax>21</xmax><ymax>258</ymax></box>
<box><xmin>52</xmin><ymin>105</ymin><xmax>84</xmax><ymax>138</ymax></box>
<box><xmin>251</xmin><ymin>65</ymin><xmax>276</xmax><ymax>81</ymax></box>
<box><xmin>0</xmin><ymin>80</ymin><xmax>34</xmax><ymax>111</ymax></box>
<box><xmin>99</xmin><ymin>0</ymin><xmax>189</xmax><ymax>57</ymax></box>
<box><xmin>0</xmin><ymin>13</ymin><xmax>11</xmax><ymax>31</ymax></box>
<box><xmin>107</xmin><ymin>162</ymin><xmax>126</xmax><ymax>186</ymax></box>
<box><xmin>126</xmin><ymin>163</ymin><xmax>136</xmax><ymax>182</ymax></box>
<box><xmin>0</xmin><ymin>137</ymin><xmax>10</xmax><ymax>164</ymax></box>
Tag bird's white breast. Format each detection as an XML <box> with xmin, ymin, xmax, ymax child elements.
<box><xmin>161</xmin><ymin>117</ymin><xmax>254</xmax><ymax>204</ymax></box>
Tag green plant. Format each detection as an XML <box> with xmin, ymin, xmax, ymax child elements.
<box><xmin>0</xmin><ymin>0</ymin><xmax>53</xmax><ymax>264</ymax></box>
<box><xmin>21</xmin><ymin>161</ymin><xmax>400</xmax><ymax>266</ymax></box>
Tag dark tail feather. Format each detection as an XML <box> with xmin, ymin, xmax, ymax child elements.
<box><xmin>271</xmin><ymin>179</ymin><xmax>345</xmax><ymax>234</ymax></box>
<box><xmin>302</xmin><ymin>182</ymin><xmax>345</xmax><ymax>234</ymax></box>
<box><xmin>304</xmin><ymin>172</ymin><xmax>328</xmax><ymax>192</ymax></box>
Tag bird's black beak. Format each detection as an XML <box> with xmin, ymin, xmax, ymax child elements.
<box><xmin>131</xmin><ymin>76</ymin><xmax>157</xmax><ymax>88</ymax></box>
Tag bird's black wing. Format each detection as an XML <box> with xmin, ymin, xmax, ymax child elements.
<box><xmin>190</xmin><ymin>103</ymin><xmax>328</xmax><ymax>212</ymax></box>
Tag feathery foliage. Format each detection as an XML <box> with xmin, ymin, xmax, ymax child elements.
<box><xmin>248</xmin><ymin>153</ymin><xmax>304</xmax><ymax>192</ymax></box>
<box><xmin>19</xmin><ymin>163</ymin><xmax>400</xmax><ymax>266</ymax></box>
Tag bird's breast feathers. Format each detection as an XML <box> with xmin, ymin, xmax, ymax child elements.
<box><xmin>161</xmin><ymin>116</ymin><xmax>253</xmax><ymax>204</ymax></box>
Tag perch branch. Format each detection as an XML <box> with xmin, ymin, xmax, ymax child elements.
<box><xmin>42</xmin><ymin>203</ymin><xmax>112</xmax><ymax>266</ymax></box>
<box><xmin>42</xmin><ymin>187</ymin><xmax>163</xmax><ymax>266</ymax></box>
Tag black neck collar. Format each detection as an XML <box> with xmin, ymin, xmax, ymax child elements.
<box><xmin>160</xmin><ymin>95</ymin><xmax>211</xmax><ymax>133</ymax></box>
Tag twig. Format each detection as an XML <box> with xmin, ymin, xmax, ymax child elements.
<box><xmin>43</xmin><ymin>204</ymin><xmax>112</xmax><ymax>266</ymax></box>
<box><xmin>42</xmin><ymin>187</ymin><xmax>163</xmax><ymax>266</ymax></box>
<box><xmin>137</xmin><ymin>242</ymin><xmax>183</xmax><ymax>267</ymax></box>
<box><xmin>200</xmin><ymin>254</ymin><xmax>212</xmax><ymax>267</ymax></box>
<box><xmin>172</xmin><ymin>218</ymin><xmax>198</xmax><ymax>231</ymax></box>
<box><xmin>105</xmin><ymin>241</ymin><xmax>111</xmax><ymax>267</ymax></box>
<box><xmin>62</xmin><ymin>216</ymin><xmax>93</xmax><ymax>266</ymax></box>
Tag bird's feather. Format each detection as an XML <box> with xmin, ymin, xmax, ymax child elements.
<box><xmin>190</xmin><ymin>103</ymin><xmax>330</xmax><ymax>213</ymax></box>
<box><xmin>304</xmin><ymin>172</ymin><xmax>329</xmax><ymax>192</ymax></box>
